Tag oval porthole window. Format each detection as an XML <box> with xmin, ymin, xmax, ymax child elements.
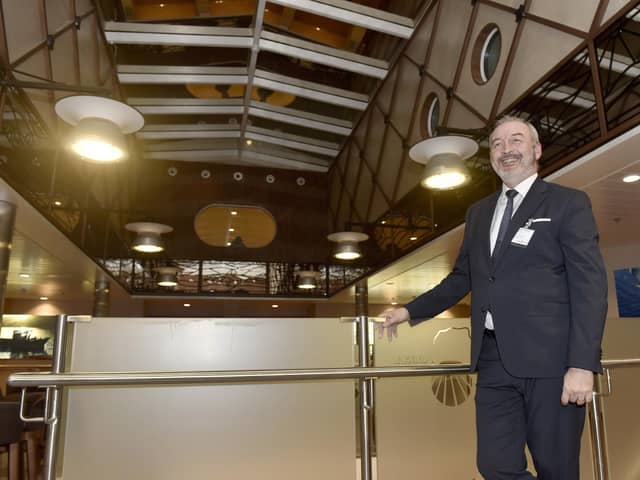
<box><xmin>472</xmin><ymin>24</ymin><xmax>501</xmax><ymax>84</ymax></box>
<box><xmin>420</xmin><ymin>93</ymin><xmax>440</xmax><ymax>138</ymax></box>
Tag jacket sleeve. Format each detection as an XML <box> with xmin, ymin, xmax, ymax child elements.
<box><xmin>405</xmin><ymin>209</ymin><xmax>473</xmax><ymax>326</ymax></box>
<box><xmin>560</xmin><ymin>190</ymin><xmax>607</xmax><ymax>373</ymax></box>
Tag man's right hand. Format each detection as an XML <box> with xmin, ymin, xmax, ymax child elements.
<box><xmin>376</xmin><ymin>307</ymin><xmax>410</xmax><ymax>342</ymax></box>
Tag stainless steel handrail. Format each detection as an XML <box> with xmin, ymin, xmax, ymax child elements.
<box><xmin>8</xmin><ymin>364</ymin><xmax>472</xmax><ymax>388</ymax></box>
<box><xmin>8</xmin><ymin>344</ymin><xmax>640</xmax><ymax>480</ymax></box>
<box><xmin>8</xmin><ymin>358</ymin><xmax>640</xmax><ymax>388</ymax></box>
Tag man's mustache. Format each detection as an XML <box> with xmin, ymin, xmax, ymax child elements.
<box><xmin>498</xmin><ymin>153</ymin><xmax>521</xmax><ymax>162</ymax></box>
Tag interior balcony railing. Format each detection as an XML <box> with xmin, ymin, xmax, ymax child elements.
<box><xmin>8</xmin><ymin>314</ymin><xmax>640</xmax><ymax>480</ymax></box>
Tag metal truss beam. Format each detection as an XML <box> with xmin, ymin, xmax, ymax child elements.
<box><xmin>128</xmin><ymin>98</ymin><xmax>244</xmax><ymax>115</ymax></box>
<box><xmin>253</xmin><ymin>69</ymin><xmax>368</xmax><ymax>110</ymax></box>
<box><xmin>137</xmin><ymin>124</ymin><xmax>241</xmax><ymax>140</ymax></box>
<box><xmin>246</xmin><ymin>126</ymin><xmax>340</xmax><ymax>156</ymax></box>
<box><xmin>104</xmin><ymin>22</ymin><xmax>254</xmax><ymax>48</ymax></box>
<box><xmin>259</xmin><ymin>31</ymin><xmax>388</xmax><ymax>79</ymax></box>
<box><xmin>248</xmin><ymin>101</ymin><xmax>352</xmax><ymax>135</ymax></box>
<box><xmin>267</xmin><ymin>0</ymin><xmax>414</xmax><ymax>38</ymax></box>
<box><xmin>533</xmin><ymin>87</ymin><xmax>596</xmax><ymax>109</ymax></box>
<box><xmin>594</xmin><ymin>50</ymin><xmax>640</xmax><ymax>78</ymax></box>
<box><xmin>143</xmin><ymin>149</ymin><xmax>240</xmax><ymax>162</ymax></box>
<box><xmin>117</xmin><ymin>66</ymin><xmax>248</xmax><ymax>85</ymax></box>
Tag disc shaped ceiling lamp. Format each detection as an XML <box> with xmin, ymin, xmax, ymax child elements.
<box><xmin>125</xmin><ymin>222</ymin><xmax>173</xmax><ymax>253</ymax></box>
<box><xmin>55</xmin><ymin>95</ymin><xmax>144</xmax><ymax>163</ymax></box>
<box><xmin>327</xmin><ymin>232</ymin><xmax>369</xmax><ymax>260</ymax></box>
<box><xmin>153</xmin><ymin>266</ymin><xmax>180</xmax><ymax>287</ymax></box>
<box><xmin>297</xmin><ymin>270</ymin><xmax>320</xmax><ymax>289</ymax></box>
<box><xmin>409</xmin><ymin>136</ymin><xmax>478</xmax><ymax>190</ymax></box>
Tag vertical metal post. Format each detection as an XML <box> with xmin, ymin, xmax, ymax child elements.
<box><xmin>0</xmin><ymin>200</ymin><xmax>17</xmax><ymax>315</ymax></box>
<box><xmin>355</xmin><ymin>280</ymin><xmax>372</xmax><ymax>480</ymax></box>
<box><xmin>42</xmin><ymin>314</ymin><xmax>68</xmax><ymax>480</ymax></box>
<box><xmin>588</xmin><ymin>370</ymin><xmax>611</xmax><ymax>480</ymax></box>
<box><xmin>92</xmin><ymin>276</ymin><xmax>110</xmax><ymax>317</ymax></box>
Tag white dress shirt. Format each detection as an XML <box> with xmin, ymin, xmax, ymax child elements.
<box><xmin>485</xmin><ymin>172</ymin><xmax>538</xmax><ymax>330</ymax></box>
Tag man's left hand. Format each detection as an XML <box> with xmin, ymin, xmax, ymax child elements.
<box><xmin>561</xmin><ymin>367</ymin><xmax>594</xmax><ymax>406</ymax></box>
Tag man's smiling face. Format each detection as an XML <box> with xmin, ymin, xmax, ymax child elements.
<box><xmin>489</xmin><ymin>120</ymin><xmax>541</xmax><ymax>187</ymax></box>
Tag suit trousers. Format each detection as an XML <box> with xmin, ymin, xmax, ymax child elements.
<box><xmin>475</xmin><ymin>330</ymin><xmax>586</xmax><ymax>480</ymax></box>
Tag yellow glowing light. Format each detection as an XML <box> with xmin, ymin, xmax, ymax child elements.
<box><xmin>132</xmin><ymin>244</ymin><xmax>164</xmax><ymax>253</ymax></box>
<box><xmin>334</xmin><ymin>251</ymin><xmax>361</xmax><ymax>260</ymax></box>
<box><xmin>71</xmin><ymin>139</ymin><xmax>124</xmax><ymax>162</ymax></box>
<box><xmin>422</xmin><ymin>171</ymin><xmax>468</xmax><ymax>190</ymax></box>
<box><xmin>622</xmin><ymin>174</ymin><xmax>640</xmax><ymax>183</ymax></box>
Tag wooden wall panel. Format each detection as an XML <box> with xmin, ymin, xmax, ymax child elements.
<box><xmin>354</xmin><ymin>162</ymin><xmax>373</xmax><ymax>221</ymax></box>
<box><xmin>528</xmin><ymin>0</ymin><xmax>598</xmax><ymax>32</ymax></box>
<box><xmin>427</xmin><ymin>0</ymin><xmax>473</xmax><ymax>87</ymax></box>
<box><xmin>77</xmin><ymin>13</ymin><xmax>99</xmax><ymax>87</ymax></box>
<box><xmin>46</xmin><ymin>0</ymin><xmax>74</xmax><ymax>34</ymax></box>
<box><xmin>601</xmin><ymin>0</ymin><xmax>635</xmax><ymax>27</ymax></box>
<box><xmin>3</xmin><ymin>0</ymin><xmax>44</xmax><ymax>64</ymax></box>
<box><xmin>389</xmin><ymin>57</ymin><xmax>422</xmax><ymax>138</ymax></box>
<box><xmin>446</xmin><ymin>99</ymin><xmax>487</xmax><ymax>131</ymax></box>
<box><xmin>455</xmin><ymin>5</ymin><xmax>518</xmax><ymax>121</ymax></box>
<box><xmin>404</xmin><ymin>10</ymin><xmax>435</xmax><ymax>65</ymax></box>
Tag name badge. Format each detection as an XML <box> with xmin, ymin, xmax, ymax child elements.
<box><xmin>511</xmin><ymin>227</ymin><xmax>535</xmax><ymax>247</ymax></box>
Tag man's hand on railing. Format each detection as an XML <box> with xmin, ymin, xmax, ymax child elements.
<box><xmin>561</xmin><ymin>367</ymin><xmax>595</xmax><ymax>406</ymax></box>
<box><xmin>376</xmin><ymin>307</ymin><xmax>410</xmax><ymax>342</ymax></box>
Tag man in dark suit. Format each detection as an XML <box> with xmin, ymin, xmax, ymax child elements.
<box><xmin>378</xmin><ymin>116</ymin><xmax>607</xmax><ymax>480</ymax></box>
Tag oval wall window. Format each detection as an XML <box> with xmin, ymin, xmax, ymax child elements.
<box><xmin>472</xmin><ymin>24</ymin><xmax>501</xmax><ymax>84</ymax></box>
<box><xmin>420</xmin><ymin>93</ymin><xmax>440</xmax><ymax>138</ymax></box>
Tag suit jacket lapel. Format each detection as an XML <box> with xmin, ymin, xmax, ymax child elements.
<box><xmin>492</xmin><ymin>177</ymin><xmax>549</xmax><ymax>271</ymax></box>
<box><xmin>481</xmin><ymin>192</ymin><xmax>500</xmax><ymax>261</ymax></box>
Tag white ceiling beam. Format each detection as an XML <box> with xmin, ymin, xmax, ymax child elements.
<box><xmin>128</xmin><ymin>98</ymin><xmax>244</xmax><ymax>115</ymax></box>
<box><xmin>104</xmin><ymin>22</ymin><xmax>253</xmax><ymax>48</ymax></box>
<box><xmin>259</xmin><ymin>31</ymin><xmax>388</xmax><ymax>79</ymax></box>
<box><xmin>267</xmin><ymin>0</ymin><xmax>414</xmax><ymax>38</ymax></box>
<box><xmin>117</xmin><ymin>66</ymin><xmax>248</xmax><ymax>85</ymax></box>
<box><xmin>248</xmin><ymin>101</ymin><xmax>352</xmax><ymax>135</ymax></box>
<box><xmin>242</xmin><ymin>150</ymin><xmax>329</xmax><ymax>172</ymax></box>
<box><xmin>246</xmin><ymin>126</ymin><xmax>340</xmax><ymax>156</ymax></box>
<box><xmin>137</xmin><ymin>124</ymin><xmax>241</xmax><ymax>140</ymax></box>
<box><xmin>253</xmin><ymin>69</ymin><xmax>368</xmax><ymax>110</ymax></box>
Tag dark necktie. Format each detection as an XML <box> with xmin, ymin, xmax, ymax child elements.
<box><xmin>493</xmin><ymin>189</ymin><xmax>518</xmax><ymax>258</ymax></box>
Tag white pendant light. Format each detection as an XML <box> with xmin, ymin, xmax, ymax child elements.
<box><xmin>409</xmin><ymin>136</ymin><xmax>478</xmax><ymax>190</ymax></box>
<box><xmin>55</xmin><ymin>96</ymin><xmax>144</xmax><ymax>163</ymax></box>
<box><xmin>327</xmin><ymin>232</ymin><xmax>369</xmax><ymax>260</ymax></box>
<box><xmin>153</xmin><ymin>266</ymin><xmax>180</xmax><ymax>287</ymax></box>
<box><xmin>125</xmin><ymin>222</ymin><xmax>173</xmax><ymax>253</ymax></box>
<box><xmin>297</xmin><ymin>270</ymin><xmax>320</xmax><ymax>289</ymax></box>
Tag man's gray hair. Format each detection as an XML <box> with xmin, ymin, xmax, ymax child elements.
<box><xmin>491</xmin><ymin>115</ymin><xmax>540</xmax><ymax>145</ymax></box>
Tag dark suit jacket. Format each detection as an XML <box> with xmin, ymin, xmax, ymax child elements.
<box><xmin>405</xmin><ymin>177</ymin><xmax>607</xmax><ymax>378</ymax></box>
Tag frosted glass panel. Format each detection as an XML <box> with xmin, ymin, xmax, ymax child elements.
<box><xmin>375</xmin><ymin>318</ymin><xmax>479</xmax><ymax>479</ymax></box>
<box><xmin>374</xmin><ymin>318</ymin><xmax>595</xmax><ymax>479</ymax></box>
<box><xmin>60</xmin><ymin>317</ymin><xmax>355</xmax><ymax>480</ymax></box>
<box><xmin>599</xmin><ymin>317</ymin><xmax>640</xmax><ymax>479</ymax></box>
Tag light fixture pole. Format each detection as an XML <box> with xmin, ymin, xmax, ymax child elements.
<box><xmin>0</xmin><ymin>201</ymin><xmax>16</xmax><ymax>316</ymax></box>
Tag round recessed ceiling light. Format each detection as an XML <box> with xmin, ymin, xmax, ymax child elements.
<box><xmin>39</xmin><ymin>296</ymin><xmax>48</xmax><ymax>301</ymax></box>
<box><xmin>19</xmin><ymin>273</ymin><xmax>30</xmax><ymax>278</ymax></box>
<box><xmin>622</xmin><ymin>174</ymin><xmax>640</xmax><ymax>183</ymax></box>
